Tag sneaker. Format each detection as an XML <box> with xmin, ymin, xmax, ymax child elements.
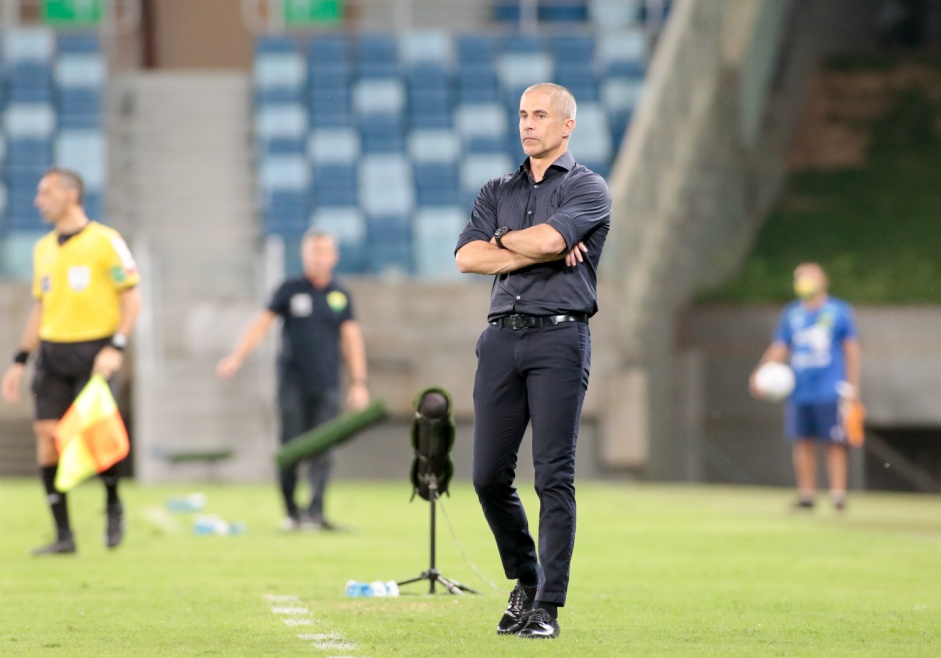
<box><xmin>32</xmin><ymin>535</ymin><xmax>77</xmax><ymax>556</ymax></box>
<box><xmin>280</xmin><ymin>516</ymin><xmax>301</xmax><ymax>532</ymax></box>
<box><xmin>792</xmin><ymin>498</ymin><xmax>815</xmax><ymax>511</ymax></box>
<box><xmin>496</xmin><ymin>583</ymin><xmax>537</xmax><ymax>635</ymax></box>
<box><xmin>302</xmin><ymin>514</ymin><xmax>343</xmax><ymax>532</ymax></box>
<box><xmin>106</xmin><ymin>502</ymin><xmax>125</xmax><ymax>549</ymax></box>
<box><xmin>517</xmin><ymin>608</ymin><xmax>560</xmax><ymax>639</ymax></box>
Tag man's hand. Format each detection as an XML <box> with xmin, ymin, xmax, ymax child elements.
<box><xmin>565</xmin><ymin>241</ymin><xmax>588</xmax><ymax>267</ymax></box>
<box><xmin>92</xmin><ymin>346</ymin><xmax>124</xmax><ymax>379</ymax></box>
<box><xmin>1</xmin><ymin>365</ymin><xmax>24</xmax><ymax>403</ymax></box>
<box><xmin>346</xmin><ymin>382</ymin><xmax>369</xmax><ymax>411</ymax></box>
<box><xmin>216</xmin><ymin>354</ymin><xmax>243</xmax><ymax>379</ymax></box>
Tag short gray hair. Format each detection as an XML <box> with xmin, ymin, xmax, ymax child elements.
<box><xmin>522</xmin><ymin>82</ymin><xmax>577</xmax><ymax>120</ymax></box>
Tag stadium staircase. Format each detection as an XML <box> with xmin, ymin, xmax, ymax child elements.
<box><xmin>108</xmin><ymin>72</ymin><xmax>275</xmax><ymax>482</ymax></box>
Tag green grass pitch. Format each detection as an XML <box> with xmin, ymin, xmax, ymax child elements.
<box><xmin>1</xmin><ymin>479</ymin><xmax>940</xmax><ymax>656</ymax></box>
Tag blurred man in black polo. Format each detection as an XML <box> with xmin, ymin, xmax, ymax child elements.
<box><xmin>1</xmin><ymin>168</ymin><xmax>141</xmax><ymax>555</ymax></box>
<box><xmin>455</xmin><ymin>83</ymin><xmax>611</xmax><ymax>639</ymax></box>
<box><xmin>217</xmin><ymin>230</ymin><xmax>369</xmax><ymax>531</ymax></box>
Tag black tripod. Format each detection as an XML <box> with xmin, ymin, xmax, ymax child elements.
<box><xmin>397</xmin><ymin>476</ymin><xmax>477</xmax><ymax>595</ymax></box>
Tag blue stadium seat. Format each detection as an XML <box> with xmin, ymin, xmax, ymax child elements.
<box><xmin>588</xmin><ymin>0</ymin><xmax>640</xmax><ymax>27</ymax></box>
<box><xmin>262</xmin><ymin>189</ymin><xmax>309</xmax><ymax>234</ymax></box>
<box><xmin>399</xmin><ymin>31</ymin><xmax>453</xmax><ymax>68</ymax></box>
<box><xmin>3</xmin><ymin>28</ymin><xmax>55</xmax><ymax>63</ymax></box>
<box><xmin>10</xmin><ymin>62</ymin><xmax>54</xmax><ymax>102</ymax></box>
<box><xmin>408</xmin><ymin>87</ymin><xmax>452</xmax><ymax>129</ymax></box>
<box><xmin>359</xmin><ymin>154</ymin><xmax>413</xmax><ymax>217</ymax></box>
<box><xmin>57</xmin><ymin>89</ymin><xmax>103</xmax><ymax>128</ymax></box>
<box><xmin>456</xmin><ymin>102</ymin><xmax>509</xmax><ymax>153</ymax></box>
<box><xmin>57</xmin><ymin>33</ymin><xmax>101</xmax><ymax>54</ymax></box>
<box><xmin>554</xmin><ymin>65</ymin><xmax>601</xmax><ymax>102</ymax></box>
<box><xmin>307</xmin><ymin>127</ymin><xmax>360</xmax><ymax>165</ymax></box>
<box><xmin>456</xmin><ymin>66</ymin><xmax>501</xmax><ymax>102</ymax></box>
<box><xmin>408</xmin><ymin>129</ymin><xmax>461</xmax><ymax>164</ymax></box>
<box><xmin>568</xmin><ymin>103</ymin><xmax>612</xmax><ymax>170</ymax></box>
<box><xmin>254</xmin><ymin>50</ymin><xmax>306</xmax><ymax>104</ymax></box>
<box><xmin>311</xmin><ymin>163</ymin><xmax>358</xmax><ymax>208</ymax></box>
<box><xmin>413</xmin><ymin>162</ymin><xmax>460</xmax><ymax>206</ymax></box>
<box><xmin>456</xmin><ymin>34</ymin><xmax>499</xmax><ymax>66</ymax></box>
<box><xmin>255</xmin><ymin>103</ymin><xmax>307</xmax><ymax>142</ymax></box>
<box><xmin>551</xmin><ymin>35</ymin><xmax>596</xmax><ymax>67</ymax></box>
<box><xmin>597</xmin><ymin>29</ymin><xmax>647</xmax><ymax>76</ymax></box>
<box><xmin>366</xmin><ymin>216</ymin><xmax>413</xmax><ymax>276</ymax></box>
<box><xmin>54</xmin><ymin>130</ymin><xmax>105</xmax><ymax>189</ymax></box>
<box><xmin>355</xmin><ymin>34</ymin><xmax>399</xmax><ymax>78</ymax></box>
<box><xmin>539</xmin><ymin>1</ymin><xmax>588</xmax><ymax>22</ymax></box>
<box><xmin>259</xmin><ymin>154</ymin><xmax>309</xmax><ymax>193</ymax></box>
<box><xmin>413</xmin><ymin>206</ymin><xmax>466</xmax><ymax>279</ymax></box>
<box><xmin>307</xmin><ymin>35</ymin><xmax>350</xmax><ymax>66</ymax></box>
<box><xmin>7</xmin><ymin>138</ymin><xmax>53</xmax><ymax>166</ymax></box>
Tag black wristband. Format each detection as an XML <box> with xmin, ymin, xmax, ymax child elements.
<box><xmin>13</xmin><ymin>350</ymin><xmax>29</xmax><ymax>365</ymax></box>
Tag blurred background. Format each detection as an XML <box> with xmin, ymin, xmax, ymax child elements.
<box><xmin>1</xmin><ymin>0</ymin><xmax>940</xmax><ymax>495</ymax></box>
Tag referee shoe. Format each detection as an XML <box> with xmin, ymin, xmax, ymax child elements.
<box><xmin>105</xmin><ymin>501</ymin><xmax>125</xmax><ymax>548</ymax></box>
<box><xmin>497</xmin><ymin>583</ymin><xmax>537</xmax><ymax>634</ymax></box>
<box><xmin>32</xmin><ymin>535</ymin><xmax>77</xmax><ymax>556</ymax></box>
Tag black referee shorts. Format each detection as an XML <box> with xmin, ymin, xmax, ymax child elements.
<box><xmin>32</xmin><ymin>338</ymin><xmax>113</xmax><ymax>421</ymax></box>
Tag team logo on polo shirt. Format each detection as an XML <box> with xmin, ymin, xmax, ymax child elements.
<box><xmin>290</xmin><ymin>293</ymin><xmax>313</xmax><ymax>317</ymax></box>
<box><xmin>68</xmin><ymin>266</ymin><xmax>91</xmax><ymax>291</ymax></box>
<box><xmin>327</xmin><ymin>290</ymin><xmax>348</xmax><ymax>313</ymax></box>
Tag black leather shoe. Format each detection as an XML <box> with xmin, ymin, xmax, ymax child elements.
<box><xmin>496</xmin><ymin>583</ymin><xmax>537</xmax><ymax>634</ymax></box>
<box><xmin>517</xmin><ymin>608</ymin><xmax>560</xmax><ymax>639</ymax></box>
<box><xmin>31</xmin><ymin>535</ymin><xmax>77</xmax><ymax>556</ymax></box>
<box><xmin>106</xmin><ymin>502</ymin><xmax>125</xmax><ymax>548</ymax></box>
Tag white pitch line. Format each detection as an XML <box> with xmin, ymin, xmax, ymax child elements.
<box><xmin>298</xmin><ymin>633</ymin><xmax>341</xmax><ymax>641</ymax></box>
<box><xmin>282</xmin><ymin>618</ymin><xmax>313</xmax><ymax>626</ymax></box>
<box><xmin>272</xmin><ymin>606</ymin><xmax>309</xmax><ymax>615</ymax></box>
<box><xmin>264</xmin><ymin>594</ymin><xmax>301</xmax><ymax>603</ymax></box>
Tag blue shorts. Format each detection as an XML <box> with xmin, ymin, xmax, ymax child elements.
<box><xmin>785</xmin><ymin>400</ymin><xmax>846</xmax><ymax>443</ymax></box>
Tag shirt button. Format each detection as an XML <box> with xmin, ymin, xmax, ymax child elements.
<box><xmin>516</xmin><ymin>296</ymin><xmax>521</xmax><ymax>300</ymax></box>
<box><xmin>527</xmin><ymin>211</ymin><xmax>532</xmax><ymax>215</ymax></box>
<box><xmin>534</xmin><ymin>184</ymin><xmax>539</xmax><ymax>188</ymax></box>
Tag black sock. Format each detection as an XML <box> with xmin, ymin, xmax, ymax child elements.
<box><xmin>517</xmin><ymin>568</ymin><xmax>539</xmax><ymax>589</ymax></box>
<box><xmin>534</xmin><ymin>601</ymin><xmax>558</xmax><ymax>619</ymax></box>
<box><xmin>280</xmin><ymin>466</ymin><xmax>300</xmax><ymax>518</ymax></box>
<box><xmin>41</xmin><ymin>465</ymin><xmax>72</xmax><ymax>540</ymax></box>
<box><xmin>100</xmin><ymin>465</ymin><xmax>120</xmax><ymax>507</ymax></box>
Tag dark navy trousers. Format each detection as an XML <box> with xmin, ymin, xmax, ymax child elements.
<box><xmin>471</xmin><ymin>320</ymin><xmax>591</xmax><ymax>606</ymax></box>
<box><xmin>277</xmin><ymin>380</ymin><xmax>340</xmax><ymax>519</ymax></box>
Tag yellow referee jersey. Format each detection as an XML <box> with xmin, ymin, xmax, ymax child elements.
<box><xmin>32</xmin><ymin>221</ymin><xmax>140</xmax><ymax>342</ymax></box>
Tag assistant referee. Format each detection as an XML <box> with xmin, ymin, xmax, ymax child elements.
<box><xmin>1</xmin><ymin>169</ymin><xmax>141</xmax><ymax>555</ymax></box>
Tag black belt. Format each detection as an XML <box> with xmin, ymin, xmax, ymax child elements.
<box><xmin>490</xmin><ymin>313</ymin><xmax>588</xmax><ymax>330</ymax></box>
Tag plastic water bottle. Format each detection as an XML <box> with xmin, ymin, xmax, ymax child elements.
<box><xmin>193</xmin><ymin>515</ymin><xmax>245</xmax><ymax>536</ymax></box>
<box><xmin>166</xmin><ymin>493</ymin><xmax>206</xmax><ymax>512</ymax></box>
<box><xmin>345</xmin><ymin>580</ymin><xmax>373</xmax><ymax>597</ymax></box>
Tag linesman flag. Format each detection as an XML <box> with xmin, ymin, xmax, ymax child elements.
<box><xmin>54</xmin><ymin>375</ymin><xmax>130</xmax><ymax>491</ymax></box>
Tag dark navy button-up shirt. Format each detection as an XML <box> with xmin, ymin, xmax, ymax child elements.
<box><xmin>455</xmin><ymin>151</ymin><xmax>611</xmax><ymax>321</ymax></box>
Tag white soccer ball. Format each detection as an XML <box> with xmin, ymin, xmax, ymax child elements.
<box><xmin>754</xmin><ymin>362</ymin><xmax>795</xmax><ymax>401</ymax></box>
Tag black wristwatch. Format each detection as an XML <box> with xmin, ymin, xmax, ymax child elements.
<box><xmin>493</xmin><ymin>227</ymin><xmax>512</xmax><ymax>249</ymax></box>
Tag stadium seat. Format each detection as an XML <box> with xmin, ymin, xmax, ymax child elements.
<box><xmin>255</xmin><ymin>103</ymin><xmax>307</xmax><ymax>142</ymax></box>
<box><xmin>408</xmin><ymin>128</ymin><xmax>461</xmax><ymax>164</ymax></box>
<box><xmin>259</xmin><ymin>154</ymin><xmax>309</xmax><ymax>193</ymax></box>
<box><xmin>359</xmin><ymin>154</ymin><xmax>414</xmax><ymax>217</ymax></box>
<box><xmin>311</xmin><ymin>163</ymin><xmax>358</xmax><ymax>208</ymax></box>
<box><xmin>539</xmin><ymin>1</ymin><xmax>589</xmax><ymax>22</ymax></box>
<box><xmin>307</xmin><ymin>35</ymin><xmax>350</xmax><ymax>66</ymax></box>
<box><xmin>353</xmin><ymin>77</ymin><xmax>406</xmax><ymax>116</ymax></box>
<box><xmin>551</xmin><ymin>34</ymin><xmax>596</xmax><ymax>68</ymax></box>
<box><xmin>3</xmin><ymin>27</ymin><xmax>55</xmax><ymax>63</ymax></box>
<box><xmin>355</xmin><ymin>34</ymin><xmax>399</xmax><ymax>78</ymax></box>
<box><xmin>588</xmin><ymin>0</ymin><xmax>640</xmax><ymax>27</ymax></box>
<box><xmin>254</xmin><ymin>50</ymin><xmax>306</xmax><ymax>104</ymax></box>
<box><xmin>456</xmin><ymin>102</ymin><xmax>509</xmax><ymax>153</ymax></box>
<box><xmin>413</xmin><ymin>162</ymin><xmax>460</xmax><ymax>206</ymax></box>
<box><xmin>307</xmin><ymin>127</ymin><xmax>360</xmax><ymax>164</ymax></box>
<box><xmin>54</xmin><ymin>130</ymin><xmax>105</xmax><ymax>189</ymax></box>
<box><xmin>413</xmin><ymin>206</ymin><xmax>466</xmax><ymax>279</ymax></box>
<box><xmin>597</xmin><ymin>29</ymin><xmax>647</xmax><ymax>76</ymax></box>
<box><xmin>399</xmin><ymin>31</ymin><xmax>453</xmax><ymax>67</ymax></box>
<box><xmin>497</xmin><ymin>52</ymin><xmax>554</xmax><ymax>98</ymax></box>
<box><xmin>4</xmin><ymin>103</ymin><xmax>56</xmax><ymax>138</ymax></box>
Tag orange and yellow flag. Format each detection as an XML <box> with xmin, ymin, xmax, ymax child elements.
<box><xmin>54</xmin><ymin>375</ymin><xmax>129</xmax><ymax>491</ymax></box>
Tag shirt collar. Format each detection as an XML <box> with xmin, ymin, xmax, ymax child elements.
<box><xmin>519</xmin><ymin>151</ymin><xmax>576</xmax><ymax>178</ymax></box>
